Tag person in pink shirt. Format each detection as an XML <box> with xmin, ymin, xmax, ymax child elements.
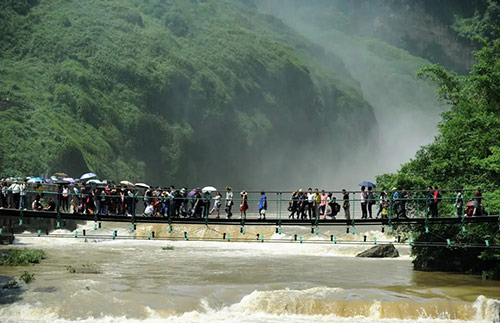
<box><xmin>320</xmin><ymin>190</ymin><xmax>328</xmax><ymax>219</ymax></box>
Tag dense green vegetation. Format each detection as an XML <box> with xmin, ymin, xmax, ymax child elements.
<box><xmin>376</xmin><ymin>38</ymin><xmax>500</xmax><ymax>278</ymax></box>
<box><xmin>0</xmin><ymin>0</ymin><xmax>375</xmax><ymax>188</ymax></box>
<box><xmin>0</xmin><ymin>249</ymin><xmax>46</xmax><ymax>266</ymax></box>
<box><xmin>452</xmin><ymin>0</ymin><xmax>500</xmax><ymax>43</ymax></box>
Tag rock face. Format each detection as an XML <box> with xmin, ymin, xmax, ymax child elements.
<box><xmin>356</xmin><ymin>244</ymin><xmax>399</xmax><ymax>258</ymax></box>
<box><xmin>0</xmin><ymin>231</ymin><xmax>14</xmax><ymax>245</ymax></box>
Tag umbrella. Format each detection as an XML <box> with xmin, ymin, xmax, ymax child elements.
<box><xmin>44</xmin><ymin>178</ymin><xmax>52</xmax><ymax>183</ymax></box>
<box><xmin>80</xmin><ymin>173</ymin><xmax>97</xmax><ymax>180</ymax></box>
<box><xmin>87</xmin><ymin>179</ymin><xmax>102</xmax><ymax>185</ymax></box>
<box><xmin>62</xmin><ymin>177</ymin><xmax>75</xmax><ymax>183</ymax></box>
<box><xmin>359</xmin><ymin>181</ymin><xmax>376</xmax><ymax>188</ymax></box>
<box><xmin>466</xmin><ymin>201</ymin><xmax>475</xmax><ymax>207</ymax></box>
<box><xmin>187</xmin><ymin>189</ymin><xmax>197</xmax><ymax>197</ymax></box>
<box><xmin>135</xmin><ymin>183</ymin><xmax>150</xmax><ymax>189</ymax></box>
<box><xmin>50</xmin><ymin>176</ymin><xmax>58</xmax><ymax>181</ymax></box>
<box><xmin>120</xmin><ymin>180</ymin><xmax>134</xmax><ymax>187</ymax></box>
<box><xmin>27</xmin><ymin>177</ymin><xmax>42</xmax><ymax>184</ymax></box>
<box><xmin>202</xmin><ymin>186</ymin><xmax>217</xmax><ymax>193</ymax></box>
<box><xmin>54</xmin><ymin>172</ymin><xmax>68</xmax><ymax>177</ymax></box>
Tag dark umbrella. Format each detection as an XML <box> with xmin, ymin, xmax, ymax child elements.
<box><xmin>359</xmin><ymin>181</ymin><xmax>376</xmax><ymax>188</ymax></box>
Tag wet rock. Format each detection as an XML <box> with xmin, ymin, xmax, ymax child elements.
<box><xmin>0</xmin><ymin>231</ymin><xmax>14</xmax><ymax>245</ymax></box>
<box><xmin>356</xmin><ymin>244</ymin><xmax>399</xmax><ymax>258</ymax></box>
<box><xmin>33</xmin><ymin>287</ymin><xmax>58</xmax><ymax>293</ymax></box>
<box><xmin>66</xmin><ymin>264</ymin><xmax>102</xmax><ymax>274</ymax></box>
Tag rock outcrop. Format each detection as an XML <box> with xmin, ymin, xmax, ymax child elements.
<box><xmin>356</xmin><ymin>244</ymin><xmax>399</xmax><ymax>258</ymax></box>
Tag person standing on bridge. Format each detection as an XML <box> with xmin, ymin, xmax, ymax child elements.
<box><xmin>314</xmin><ymin>188</ymin><xmax>321</xmax><ymax>219</ymax></box>
<box><xmin>455</xmin><ymin>187</ymin><xmax>464</xmax><ymax>217</ymax></box>
<box><xmin>0</xmin><ymin>182</ymin><xmax>7</xmax><ymax>209</ymax></box>
<box><xmin>289</xmin><ymin>190</ymin><xmax>300</xmax><ymax>219</ymax></box>
<box><xmin>426</xmin><ymin>186</ymin><xmax>434</xmax><ymax>218</ymax></box>
<box><xmin>360</xmin><ymin>186</ymin><xmax>368</xmax><ymax>219</ymax></box>
<box><xmin>210</xmin><ymin>192</ymin><xmax>222</xmax><ymax>218</ymax></box>
<box><xmin>240</xmin><ymin>191</ymin><xmax>248</xmax><ymax>219</ymax></box>
<box><xmin>431</xmin><ymin>186</ymin><xmax>441</xmax><ymax>217</ymax></box>
<box><xmin>320</xmin><ymin>190</ymin><xmax>328</xmax><ymax>219</ymax></box>
<box><xmin>225</xmin><ymin>186</ymin><xmax>233</xmax><ymax>219</ymax></box>
<box><xmin>298</xmin><ymin>189</ymin><xmax>307</xmax><ymax>219</ymax></box>
<box><xmin>367</xmin><ymin>187</ymin><xmax>375</xmax><ymax>219</ymax></box>
<box><xmin>342</xmin><ymin>189</ymin><xmax>350</xmax><ymax>221</ymax></box>
<box><xmin>474</xmin><ymin>187</ymin><xmax>483</xmax><ymax>216</ymax></box>
<box><xmin>397</xmin><ymin>188</ymin><xmax>409</xmax><ymax>219</ymax></box>
<box><xmin>8</xmin><ymin>181</ymin><xmax>20</xmax><ymax>209</ymax></box>
<box><xmin>376</xmin><ymin>191</ymin><xmax>386</xmax><ymax>218</ymax></box>
<box><xmin>306</xmin><ymin>188</ymin><xmax>314</xmax><ymax>219</ymax></box>
<box><xmin>19</xmin><ymin>180</ymin><xmax>26</xmax><ymax>210</ymax></box>
<box><xmin>258</xmin><ymin>191</ymin><xmax>267</xmax><ymax>220</ymax></box>
<box><xmin>61</xmin><ymin>186</ymin><xmax>70</xmax><ymax>212</ymax></box>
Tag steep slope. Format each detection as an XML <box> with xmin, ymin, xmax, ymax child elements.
<box><xmin>256</xmin><ymin>0</ymin><xmax>447</xmax><ymax>177</ymax></box>
<box><xmin>0</xmin><ymin>0</ymin><xmax>376</xmax><ymax>188</ymax></box>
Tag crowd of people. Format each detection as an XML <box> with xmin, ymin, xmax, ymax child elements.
<box><xmin>0</xmin><ymin>179</ymin><xmax>489</xmax><ymax>219</ymax></box>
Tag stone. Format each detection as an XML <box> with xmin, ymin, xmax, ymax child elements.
<box><xmin>356</xmin><ymin>243</ymin><xmax>399</xmax><ymax>258</ymax></box>
<box><xmin>0</xmin><ymin>231</ymin><xmax>14</xmax><ymax>245</ymax></box>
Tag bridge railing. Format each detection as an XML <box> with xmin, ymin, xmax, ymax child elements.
<box><xmin>1</xmin><ymin>187</ymin><xmax>498</xmax><ymax>223</ymax></box>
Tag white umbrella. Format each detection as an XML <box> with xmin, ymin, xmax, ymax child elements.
<box><xmin>202</xmin><ymin>186</ymin><xmax>217</xmax><ymax>193</ymax></box>
<box><xmin>120</xmin><ymin>180</ymin><xmax>134</xmax><ymax>187</ymax></box>
<box><xmin>80</xmin><ymin>173</ymin><xmax>97</xmax><ymax>180</ymax></box>
<box><xmin>135</xmin><ymin>183</ymin><xmax>150</xmax><ymax>189</ymax></box>
<box><xmin>87</xmin><ymin>179</ymin><xmax>102</xmax><ymax>185</ymax></box>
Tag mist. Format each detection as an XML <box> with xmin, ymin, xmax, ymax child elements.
<box><xmin>0</xmin><ymin>0</ymin><xmax>463</xmax><ymax>192</ymax></box>
<box><xmin>242</xmin><ymin>0</ymin><xmax>450</xmax><ymax>191</ymax></box>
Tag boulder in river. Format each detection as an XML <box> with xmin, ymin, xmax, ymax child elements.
<box><xmin>356</xmin><ymin>244</ymin><xmax>399</xmax><ymax>258</ymax></box>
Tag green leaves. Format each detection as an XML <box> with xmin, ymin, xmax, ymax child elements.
<box><xmin>379</xmin><ymin>39</ymin><xmax>500</xmax><ymax>276</ymax></box>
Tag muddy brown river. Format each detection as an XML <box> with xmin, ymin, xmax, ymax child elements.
<box><xmin>0</xmin><ymin>222</ymin><xmax>499</xmax><ymax>322</ymax></box>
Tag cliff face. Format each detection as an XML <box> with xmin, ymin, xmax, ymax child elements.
<box><xmin>0</xmin><ymin>0</ymin><xmax>377</xmax><ymax>188</ymax></box>
<box><xmin>257</xmin><ymin>0</ymin><xmax>479</xmax><ymax>73</ymax></box>
<box><xmin>345</xmin><ymin>0</ymin><xmax>477</xmax><ymax>73</ymax></box>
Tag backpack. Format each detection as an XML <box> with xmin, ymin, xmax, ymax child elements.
<box><xmin>368</xmin><ymin>192</ymin><xmax>375</xmax><ymax>205</ymax></box>
<box><xmin>434</xmin><ymin>190</ymin><xmax>441</xmax><ymax>203</ymax></box>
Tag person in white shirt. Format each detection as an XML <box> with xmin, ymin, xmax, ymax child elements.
<box><xmin>8</xmin><ymin>182</ymin><xmax>21</xmax><ymax>209</ymax></box>
<box><xmin>143</xmin><ymin>204</ymin><xmax>154</xmax><ymax>217</ymax></box>
<box><xmin>19</xmin><ymin>182</ymin><xmax>26</xmax><ymax>209</ymax></box>
<box><xmin>306</xmin><ymin>188</ymin><xmax>315</xmax><ymax>219</ymax></box>
<box><xmin>61</xmin><ymin>186</ymin><xmax>70</xmax><ymax>211</ymax></box>
<box><xmin>225</xmin><ymin>186</ymin><xmax>233</xmax><ymax>219</ymax></box>
<box><xmin>210</xmin><ymin>192</ymin><xmax>222</xmax><ymax>218</ymax></box>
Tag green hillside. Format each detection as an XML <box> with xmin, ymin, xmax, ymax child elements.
<box><xmin>377</xmin><ymin>39</ymin><xmax>500</xmax><ymax>278</ymax></box>
<box><xmin>0</xmin><ymin>0</ymin><xmax>375</xmax><ymax>187</ymax></box>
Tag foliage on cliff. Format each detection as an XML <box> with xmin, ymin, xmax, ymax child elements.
<box><xmin>0</xmin><ymin>0</ymin><xmax>374</xmax><ymax>187</ymax></box>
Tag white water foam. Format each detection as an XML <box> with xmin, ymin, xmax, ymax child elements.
<box><xmin>1</xmin><ymin>291</ymin><xmax>498</xmax><ymax>323</ymax></box>
<box><xmin>12</xmin><ymin>234</ymin><xmax>412</xmax><ymax>260</ymax></box>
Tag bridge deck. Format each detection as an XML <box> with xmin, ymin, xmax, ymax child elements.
<box><xmin>0</xmin><ymin>209</ymin><xmax>498</xmax><ymax>226</ymax></box>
